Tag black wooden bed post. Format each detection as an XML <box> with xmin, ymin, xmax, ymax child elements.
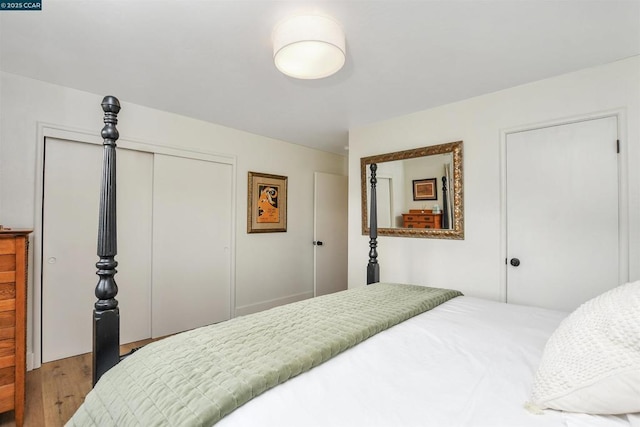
<box><xmin>93</xmin><ymin>95</ymin><xmax>121</xmax><ymax>386</ymax></box>
<box><xmin>367</xmin><ymin>163</ymin><xmax>380</xmax><ymax>285</ymax></box>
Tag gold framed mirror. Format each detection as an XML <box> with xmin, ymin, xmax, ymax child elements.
<box><xmin>361</xmin><ymin>140</ymin><xmax>464</xmax><ymax>239</ymax></box>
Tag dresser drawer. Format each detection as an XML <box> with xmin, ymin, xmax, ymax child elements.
<box><xmin>0</xmin><ymin>256</ymin><xmax>16</xmax><ymax>273</ymax></box>
<box><xmin>0</xmin><ymin>328</ymin><xmax>15</xmax><ymax>341</ymax></box>
<box><xmin>402</xmin><ymin>211</ymin><xmax>442</xmax><ymax>230</ymax></box>
<box><xmin>0</xmin><ymin>284</ymin><xmax>15</xmax><ymax>302</ymax></box>
<box><xmin>404</xmin><ymin>214</ymin><xmax>435</xmax><ymax>223</ymax></box>
<box><xmin>404</xmin><ymin>222</ymin><xmax>434</xmax><ymax>229</ymax></box>
<box><xmin>0</xmin><ymin>240</ymin><xmax>15</xmax><ymax>256</ymax></box>
<box><xmin>0</xmin><ymin>383</ymin><xmax>14</xmax><ymax>413</ymax></box>
<box><xmin>0</xmin><ymin>272</ymin><xmax>14</xmax><ymax>285</ymax></box>
<box><xmin>0</xmin><ymin>312</ymin><xmax>15</xmax><ymax>330</ymax></box>
<box><xmin>0</xmin><ymin>367</ymin><xmax>15</xmax><ymax>388</ymax></box>
<box><xmin>0</xmin><ymin>339</ymin><xmax>15</xmax><ymax>359</ymax></box>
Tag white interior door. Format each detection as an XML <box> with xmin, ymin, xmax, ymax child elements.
<box><xmin>506</xmin><ymin>117</ymin><xmax>619</xmax><ymax>311</ymax></box>
<box><xmin>366</xmin><ymin>176</ymin><xmax>392</xmax><ymax>228</ymax></box>
<box><xmin>152</xmin><ymin>154</ymin><xmax>232</xmax><ymax>337</ymax></box>
<box><xmin>377</xmin><ymin>177</ymin><xmax>392</xmax><ymax>228</ymax></box>
<box><xmin>314</xmin><ymin>172</ymin><xmax>348</xmax><ymax>297</ymax></box>
<box><xmin>42</xmin><ymin>138</ymin><xmax>152</xmax><ymax>362</ymax></box>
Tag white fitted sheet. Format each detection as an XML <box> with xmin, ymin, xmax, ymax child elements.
<box><xmin>218</xmin><ymin>296</ymin><xmax>633</xmax><ymax>427</ymax></box>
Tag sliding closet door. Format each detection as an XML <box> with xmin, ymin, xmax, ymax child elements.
<box><xmin>42</xmin><ymin>138</ymin><xmax>153</xmax><ymax>362</ymax></box>
<box><xmin>151</xmin><ymin>154</ymin><xmax>232</xmax><ymax>337</ymax></box>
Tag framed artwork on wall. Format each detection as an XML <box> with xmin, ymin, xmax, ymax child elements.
<box><xmin>412</xmin><ymin>178</ymin><xmax>437</xmax><ymax>201</ymax></box>
<box><xmin>247</xmin><ymin>171</ymin><xmax>288</xmax><ymax>233</ymax></box>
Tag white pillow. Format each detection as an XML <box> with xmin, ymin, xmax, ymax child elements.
<box><xmin>530</xmin><ymin>280</ymin><xmax>640</xmax><ymax>414</ymax></box>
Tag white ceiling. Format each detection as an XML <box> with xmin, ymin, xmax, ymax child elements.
<box><xmin>1</xmin><ymin>1</ymin><xmax>639</xmax><ymax>155</ymax></box>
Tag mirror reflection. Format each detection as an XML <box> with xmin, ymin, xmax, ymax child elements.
<box><xmin>361</xmin><ymin>141</ymin><xmax>464</xmax><ymax>239</ymax></box>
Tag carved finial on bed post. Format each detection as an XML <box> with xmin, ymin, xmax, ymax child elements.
<box><xmin>367</xmin><ymin>163</ymin><xmax>380</xmax><ymax>285</ymax></box>
<box><xmin>93</xmin><ymin>95</ymin><xmax>121</xmax><ymax>386</ymax></box>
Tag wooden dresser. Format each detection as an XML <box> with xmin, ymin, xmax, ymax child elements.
<box><xmin>0</xmin><ymin>230</ymin><xmax>30</xmax><ymax>427</ymax></box>
<box><xmin>402</xmin><ymin>210</ymin><xmax>442</xmax><ymax>229</ymax></box>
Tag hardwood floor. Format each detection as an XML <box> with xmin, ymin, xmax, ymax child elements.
<box><xmin>0</xmin><ymin>339</ymin><xmax>156</xmax><ymax>427</ymax></box>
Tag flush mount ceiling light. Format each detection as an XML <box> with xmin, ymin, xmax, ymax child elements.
<box><xmin>273</xmin><ymin>15</ymin><xmax>346</xmax><ymax>79</ymax></box>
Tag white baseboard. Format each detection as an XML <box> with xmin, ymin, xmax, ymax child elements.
<box><xmin>27</xmin><ymin>352</ymin><xmax>34</xmax><ymax>371</ymax></box>
<box><xmin>235</xmin><ymin>291</ymin><xmax>314</xmax><ymax>317</ymax></box>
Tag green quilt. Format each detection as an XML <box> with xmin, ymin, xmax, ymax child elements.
<box><xmin>68</xmin><ymin>283</ymin><xmax>462</xmax><ymax>426</ymax></box>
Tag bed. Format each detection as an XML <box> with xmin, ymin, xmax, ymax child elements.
<box><xmin>67</xmin><ymin>97</ymin><xmax>639</xmax><ymax>426</ymax></box>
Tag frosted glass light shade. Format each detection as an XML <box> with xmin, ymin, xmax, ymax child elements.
<box><xmin>273</xmin><ymin>15</ymin><xmax>346</xmax><ymax>79</ymax></box>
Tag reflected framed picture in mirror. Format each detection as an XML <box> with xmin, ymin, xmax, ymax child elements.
<box><xmin>412</xmin><ymin>178</ymin><xmax>437</xmax><ymax>201</ymax></box>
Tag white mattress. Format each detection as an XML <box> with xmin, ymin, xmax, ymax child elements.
<box><xmin>218</xmin><ymin>296</ymin><xmax>633</xmax><ymax>427</ymax></box>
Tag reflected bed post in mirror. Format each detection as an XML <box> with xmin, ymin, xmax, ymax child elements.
<box><xmin>442</xmin><ymin>175</ymin><xmax>449</xmax><ymax>229</ymax></box>
<box><xmin>367</xmin><ymin>163</ymin><xmax>379</xmax><ymax>284</ymax></box>
<box><xmin>360</xmin><ymin>141</ymin><xmax>464</xmax><ymax>239</ymax></box>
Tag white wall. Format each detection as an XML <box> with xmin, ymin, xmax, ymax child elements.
<box><xmin>348</xmin><ymin>56</ymin><xmax>640</xmax><ymax>300</ymax></box>
<box><xmin>0</xmin><ymin>72</ymin><xmax>346</xmax><ymax>363</ymax></box>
